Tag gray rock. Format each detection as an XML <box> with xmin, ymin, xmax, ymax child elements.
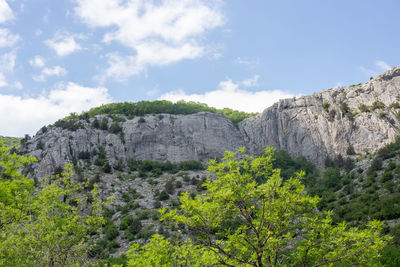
<box><xmin>21</xmin><ymin>66</ymin><xmax>400</xmax><ymax>176</ymax></box>
<box><xmin>239</xmin><ymin>66</ymin><xmax>400</xmax><ymax>165</ymax></box>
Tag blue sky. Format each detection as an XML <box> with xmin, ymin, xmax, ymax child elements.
<box><xmin>0</xmin><ymin>0</ymin><xmax>399</xmax><ymax>136</ymax></box>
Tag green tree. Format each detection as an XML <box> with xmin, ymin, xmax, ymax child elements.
<box><xmin>127</xmin><ymin>234</ymin><xmax>217</xmax><ymax>266</ymax></box>
<box><xmin>0</xmin><ymin>143</ymin><xmax>110</xmax><ymax>266</ymax></box>
<box><xmin>156</xmin><ymin>147</ymin><xmax>390</xmax><ymax>267</ymax></box>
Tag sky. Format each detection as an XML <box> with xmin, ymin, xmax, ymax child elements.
<box><xmin>0</xmin><ymin>0</ymin><xmax>400</xmax><ymax>137</ymax></box>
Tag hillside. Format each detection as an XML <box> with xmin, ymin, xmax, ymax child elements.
<box><xmin>0</xmin><ymin>135</ymin><xmax>21</xmax><ymax>149</ymax></box>
<box><xmin>14</xmin><ymin>66</ymin><xmax>400</xmax><ymax>264</ymax></box>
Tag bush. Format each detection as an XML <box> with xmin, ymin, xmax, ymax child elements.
<box><xmin>92</xmin><ymin>118</ymin><xmax>100</xmax><ymax>129</ymax></box>
<box><xmin>322</xmin><ymin>167</ymin><xmax>342</xmax><ymax>190</ymax></box>
<box><xmin>340</xmin><ymin>102</ymin><xmax>350</xmax><ymax>115</ymax></box>
<box><xmin>120</xmin><ymin>215</ymin><xmax>134</xmax><ymax>230</ymax></box>
<box><xmin>153</xmin><ymin>200</ymin><xmax>162</xmax><ymax>209</ymax></box>
<box><xmin>128</xmin><ymin>217</ymin><xmax>143</xmax><ymax>236</ymax></box>
<box><xmin>346</xmin><ymin>145</ymin><xmax>356</xmax><ymax>155</ymax></box>
<box><xmin>329</xmin><ymin>109</ymin><xmax>336</xmax><ymax>120</ymax></box>
<box><xmin>370</xmin><ymin>157</ymin><xmax>383</xmax><ymax>171</ymax></box>
<box><xmin>158</xmin><ymin>190</ymin><xmax>169</xmax><ymax>201</ymax></box>
<box><xmin>100</xmin><ymin>117</ymin><xmax>109</xmax><ymax>130</ymax></box>
<box><xmin>372</xmin><ymin>101</ymin><xmax>385</xmax><ymax>110</ymax></box>
<box><xmin>103</xmin><ymin>162</ymin><xmax>112</xmax><ymax>173</ymax></box>
<box><xmin>104</xmin><ymin>224</ymin><xmax>119</xmax><ymax>241</ymax></box>
<box><xmin>322</xmin><ymin>102</ymin><xmax>330</xmax><ymax>112</ymax></box>
<box><xmin>165</xmin><ymin>180</ymin><xmax>175</xmax><ymax>195</ymax></box>
<box><xmin>343</xmin><ymin>157</ymin><xmax>355</xmax><ymax>172</ymax></box>
<box><xmin>109</xmin><ymin>122</ymin><xmax>122</xmax><ymax>134</ymax></box>
<box><xmin>359</xmin><ymin>104</ymin><xmax>370</xmax><ymax>112</ymax></box>
<box><xmin>175</xmin><ymin>181</ymin><xmax>182</xmax><ymax>188</ymax></box>
<box><xmin>78</xmin><ymin>151</ymin><xmax>91</xmax><ymax>160</ymax></box>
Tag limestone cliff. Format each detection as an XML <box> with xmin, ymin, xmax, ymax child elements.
<box><xmin>20</xmin><ymin>66</ymin><xmax>400</xmax><ymax>176</ymax></box>
<box><xmin>240</xmin><ymin>66</ymin><xmax>400</xmax><ymax>165</ymax></box>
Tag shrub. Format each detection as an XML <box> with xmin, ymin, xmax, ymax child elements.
<box><xmin>372</xmin><ymin>101</ymin><xmax>385</xmax><ymax>110</ymax></box>
<box><xmin>346</xmin><ymin>145</ymin><xmax>356</xmax><ymax>155</ymax></box>
<box><xmin>104</xmin><ymin>224</ymin><xmax>119</xmax><ymax>241</ymax></box>
<box><xmin>389</xmin><ymin>102</ymin><xmax>400</xmax><ymax>109</ymax></box>
<box><xmin>100</xmin><ymin>117</ymin><xmax>108</xmax><ymax>130</ymax></box>
<box><xmin>322</xmin><ymin>102</ymin><xmax>330</xmax><ymax>112</ymax></box>
<box><xmin>340</xmin><ymin>102</ymin><xmax>350</xmax><ymax>114</ymax></box>
<box><xmin>102</xmin><ymin>162</ymin><xmax>112</xmax><ymax>173</ymax></box>
<box><xmin>370</xmin><ymin>157</ymin><xmax>383</xmax><ymax>171</ymax></box>
<box><xmin>92</xmin><ymin>118</ymin><xmax>100</xmax><ymax>129</ymax></box>
<box><xmin>109</xmin><ymin>122</ymin><xmax>122</xmax><ymax>134</ymax></box>
<box><xmin>158</xmin><ymin>190</ymin><xmax>169</xmax><ymax>201</ymax></box>
<box><xmin>343</xmin><ymin>158</ymin><xmax>355</xmax><ymax>172</ymax></box>
<box><xmin>78</xmin><ymin>151</ymin><xmax>91</xmax><ymax>160</ymax></box>
<box><xmin>127</xmin><ymin>217</ymin><xmax>143</xmax><ymax>236</ymax></box>
<box><xmin>36</xmin><ymin>141</ymin><xmax>44</xmax><ymax>150</ymax></box>
<box><xmin>120</xmin><ymin>215</ymin><xmax>134</xmax><ymax>230</ymax></box>
<box><xmin>153</xmin><ymin>200</ymin><xmax>162</xmax><ymax>209</ymax></box>
<box><xmin>165</xmin><ymin>180</ymin><xmax>175</xmax><ymax>194</ymax></box>
<box><xmin>329</xmin><ymin>109</ymin><xmax>336</xmax><ymax>120</ymax></box>
<box><xmin>175</xmin><ymin>181</ymin><xmax>182</xmax><ymax>188</ymax></box>
<box><xmin>359</xmin><ymin>104</ymin><xmax>370</xmax><ymax>112</ymax></box>
<box><xmin>379</xmin><ymin>112</ymin><xmax>387</xmax><ymax>119</ymax></box>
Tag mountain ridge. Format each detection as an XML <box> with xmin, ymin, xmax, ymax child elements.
<box><xmin>19</xmin><ymin>66</ymin><xmax>400</xmax><ymax>177</ymax></box>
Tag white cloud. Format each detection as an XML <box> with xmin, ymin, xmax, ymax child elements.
<box><xmin>0</xmin><ymin>82</ymin><xmax>112</xmax><ymax>136</ymax></box>
<box><xmin>235</xmin><ymin>57</ymin><xmax>260</xmax><ymax>67</ymax></box>
<box><xmin>0</xmin><ymin>0</ymin><xmax>13</xmax><ymax>23</ymax></box>
<box><xmin>241</xmin><ymin>75</ymin><xmax>259</xmax><ymax>87</ymax></box>
<box><xmin>44</xmin><ymin>32</ymin><xmax>83</xmax><ymax>56</ymax></box>
<box><xmin>33</xmin><ymin>66</ymin><xmax>67</xmax><ymax>82</ymax></box>
<box><xmin>13</xmin><ymin>81</ymin><xmax>22</xmax><ymax>90</ymax></box>
<box><xmin>360</xmin><ymin>60</ymin><xmax>392</xmax><ymax>77</ymax></box>
<box><xmin>29</xmin><ymin>55</ymin><xmax>45</xmax><ymax>68</ymax></box>
<box><xmin>0</xmin><ymin>28</ymin><xmax>19</xmax><ymax>47</ymax></box>
<box><xmin>376</xmin><ymin>60</ymin><xmax>391</xmax><ymax>72</ymax></box>
<box><xmin>74</xmin><ymin>0</ymin><xmax>224</xmax><ymax>79</ymax></box>
<box><xmin>0</xmin><ymin>72</ymin><xmax>7</xmax><ymax>87</ymax></box>
<box><xmin>0</xmin><ymin>50</ymin><xmax>16</xmax><ymax>71</ymax></box>
<box><xmin>360</xmin><ymin>66</ymin><xmax>376</xmax><ymax>77</ymax></box>
<box><xmin>100</xmin><ymin>42</ymin><xmax>204</xmax><ymax>81</ymax></box>
<box><xmin>159</xmin><ymin>76</ymin><xmax>295</xmax><ymax>113</ymax></box>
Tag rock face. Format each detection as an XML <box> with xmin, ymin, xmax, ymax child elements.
<box><xmin>23</xmin><ymin>112</ymin><xmax>245</xmax><ymax>178</ymax></box>
<box><xmin>241</xmin><ymin>66</ymin><xmax>400</xmax><ymax>165</ymax></box>
<box><xmin>21</xmin><ymin>66</ymin><xmax>400</xmax><ymax>176</ymax></box>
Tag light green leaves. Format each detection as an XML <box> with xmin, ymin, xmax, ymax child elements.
<box><xmin>0</xmin><ymin>143</ymin><xmax>109</xmax><ymax>266</ymax></box>
<box><xmin>158</xmin><ymin>147</ymin><xmax>390</xmax><ymax>266</ymax></box>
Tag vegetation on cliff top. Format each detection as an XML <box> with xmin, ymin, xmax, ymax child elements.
<box><xmin>60</xmin><ymin>100</ymin><xmax>257</xmax><ymax>127</ymax></box>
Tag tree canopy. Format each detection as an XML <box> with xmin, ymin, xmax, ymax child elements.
<box><xmin>127</xmin><ymin>147</ymin><xmax>390</xmax><ymax>266</ymax></box>
<box><xmin>0</xmin><ymin>143</ymin><xmax>110</xmax><ymax>266</ymax></box>
<box><xmin>60</xmin><ymin>100</ymin><xmax>257</xmax><ymax>127</ymax></box>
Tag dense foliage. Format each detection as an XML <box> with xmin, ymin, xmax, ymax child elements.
<box><xmin>61</xmin><ymin>100</ymin><xmax>257</xmax><ymax>127</ymax></box>
<box><xmin>0</xmin><ymin>136</ymin><xmax>21</xmax><ymax>149</ymax></box>
<box><xmin>0</xmin><ymin>144</ymin><xmax>110</xmax><ymax>266</ymax></box>
<box><xmin>127</xmin><ymin>147</ymin><xmax>390</xmax><ymax>266</ymax></box>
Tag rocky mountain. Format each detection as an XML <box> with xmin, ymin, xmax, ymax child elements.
<box><xmin>242</xmin><ymin>66</ymin><xmax>400</xmax><ymax>165</ymax></box>
<box><xmin>20</xmin><ymin>66</ymin><xmax>400</xmax><ymax>176</ymax></box>
<box><xmin>14</xmin><ymin>67</ymin><xmax>400</xmax><ymax>260</ymax></box>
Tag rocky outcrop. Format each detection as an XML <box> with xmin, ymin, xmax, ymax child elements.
<box><xmin>240</xmin><ymin>66</ymin><xmax>400</xmax><ymax>165</ymax></box>
<box><xmin>23</xmin><ymin>112</ymin><xmax>244</xmax><ymax>178</ymax></box>
<box><xmin>21</xmin><ymin>66</ymin><xmax>400</xmax><ymax>175</ymax></box>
